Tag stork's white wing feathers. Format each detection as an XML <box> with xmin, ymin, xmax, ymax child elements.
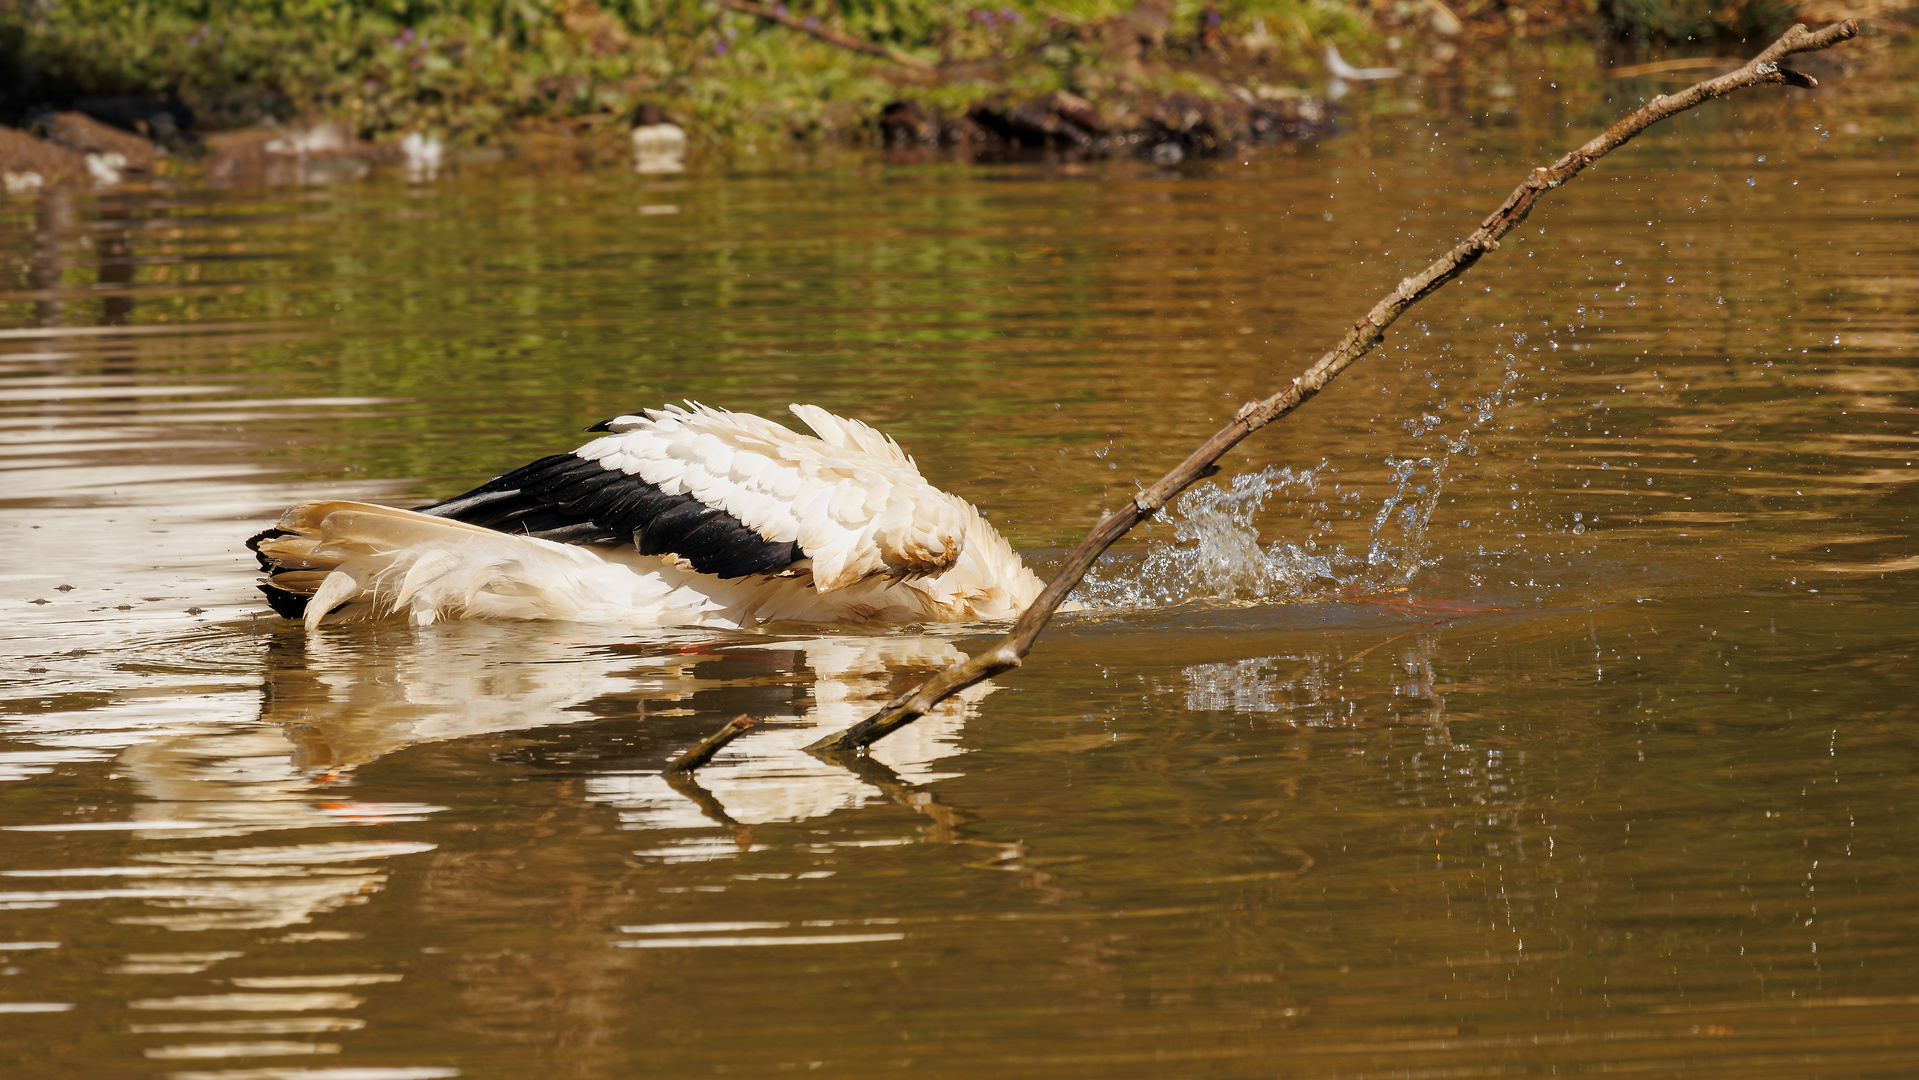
<box><xmin>573</xmin><ymin>403</ymin><xmax>969</xmax><ymax>592</ymax></box>
<box><xmin>788</xmin><ymin>403</ymin><xmax>916</xmax><ymax>466</ymax></box>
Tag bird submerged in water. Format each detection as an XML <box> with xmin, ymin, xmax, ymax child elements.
<box><xmin>248</xmin><ymin>404</ymin><xmax>1049</xmax><ymax>630</ymax></box>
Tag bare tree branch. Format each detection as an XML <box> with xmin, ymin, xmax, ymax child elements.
<box><xmin>715</xmin><ymin>0</ymin><xmax>934</xmax><ymax>70</ymax></box>
<box><xmin>672</xmin><ymin>20</ymin><xmax>1860</xmax><ymax>764</ymax></box>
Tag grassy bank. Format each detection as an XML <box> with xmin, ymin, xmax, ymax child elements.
<box><xmin>0</xmin><ymin>0</ymin><xmax>1848</xmax><ymax>154</ymax></box>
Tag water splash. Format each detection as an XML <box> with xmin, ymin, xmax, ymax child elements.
<box><xmin>1074</xmin><ymin>461</ymin><xmax>1400</xmax><ymax>607</ymax></box>
<box><xmin>1075</xmin><ymin>364</ymin><xmax>1524</xmax><ymax>610</ymax></box>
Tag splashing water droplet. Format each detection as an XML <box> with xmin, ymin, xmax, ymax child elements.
<box><xmin>1076</xmin><ymin>378</ymin><xmax>1522</xmax><ymax>610</ymax></box>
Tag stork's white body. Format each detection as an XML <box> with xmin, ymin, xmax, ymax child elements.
<box><xmin>251</xmin><ymin>404</ymin><xmax>1049</xmax><ymax>630</ymax></box>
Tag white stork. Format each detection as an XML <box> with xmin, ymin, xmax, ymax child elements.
<box><xmin>248</xmin><ymin>404</ymin><xmax>1049</xmax><ymax>630</ymax></box>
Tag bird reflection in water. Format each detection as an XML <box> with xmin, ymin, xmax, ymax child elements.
<box><xmin>263</xmin><ymin>624</ymin><xmax>993</xmax><ymax>830</ymax></box>
<box><xmin>6</xmin><ymin>625</ymin><xmax>1006</xmax><ymax>936</ymax></box>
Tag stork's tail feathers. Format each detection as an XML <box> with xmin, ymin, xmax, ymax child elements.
<box><xmin>247</xmin><ymin>501</ymin><xmax>715</xmax><ymax>630</ymax></box>
<box><xmin>246</xmin><ymin>527</ymin><xmax>326</xmax><ymax>620</ymax></box>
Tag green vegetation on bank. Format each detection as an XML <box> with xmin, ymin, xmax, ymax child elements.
<box><xmin>0</xmin><ymin>0</ymin><xmax>1343</xmax><ymax>144</ymax></box>
<box><xmin>0</xmin><ymin>0</ymin><xmax>1826</xmax><ymax>150</ymax></box>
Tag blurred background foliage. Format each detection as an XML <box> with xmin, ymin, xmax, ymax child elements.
<box><xmin>0</xmin><ymin>0</ymin><xmax>1817</xmax><ymax>147</ymax></box>
<box><xmin>1590</xmin><ymin>0</ymin><xmax>1804</xmax><ymax>42</ymax></box>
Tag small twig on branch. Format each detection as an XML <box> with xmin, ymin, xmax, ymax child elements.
<box><xmin>715</xmin><ymin>0</ymin><xmax>934</xmax><ymax>70</ymax></box>
<box><xmin>664</xmin><ymin>714</ymin><xmax>755</xmax><ymax>772</ymax></box>
<box><xmin>667</xmin><ymin>20</ymin><xmax>1857</xmax><ymax>767</ymax></box>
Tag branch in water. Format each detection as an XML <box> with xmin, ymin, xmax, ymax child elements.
<box><xmin>677</xmin><ymin>20</ymin><xmax>1860</xmax><ymax>764</ymax></box>
<box><xmin>664</xmin><ymin>714</ymin><xmax>755</xmax><ymax>773</ymax></box>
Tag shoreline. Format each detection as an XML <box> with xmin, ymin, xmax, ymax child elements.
<box><xmin>0</xmin><ymin>3</ymin><xmax>1906</xmax><ymax>195</ymax></box>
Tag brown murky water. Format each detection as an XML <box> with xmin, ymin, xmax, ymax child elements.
<box><xmin>4</xmin><ymin>44</ymin><xmax>1918</xmax><ymax>1078</ymax></box>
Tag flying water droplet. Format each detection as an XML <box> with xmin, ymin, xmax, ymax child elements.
<box><xmin>1076</xmin><ymin>375</ymin><xmax>1524</xmax><ymax>610</ymax></box>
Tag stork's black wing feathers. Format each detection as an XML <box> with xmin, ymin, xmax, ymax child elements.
<box><xmin>413</xmin><ymin>453</ymin><xmax>803</xmax><ymax>579</ymax></box>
